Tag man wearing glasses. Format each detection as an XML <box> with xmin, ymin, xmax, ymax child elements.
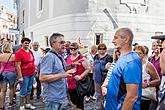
<box><xmin>151</xmin><ymin>35</ymin><xmax>165</xmax><ymax>110</ymax></box>
<box><xmin>39</xmin><ymin>33</ymin><xmax>75</xmax><ymax>110</ymax></box>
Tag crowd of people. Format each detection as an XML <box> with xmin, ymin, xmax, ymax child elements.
<box><xmin>0</xmin><ymin>27</ymin><xmax>165</xmax><ymax>110</ymax></box>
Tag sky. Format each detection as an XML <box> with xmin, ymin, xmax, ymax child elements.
<box><xmin>0</xmin><ymin>0</ymin><xmax>16</xmax><ymax>14</ymax></box>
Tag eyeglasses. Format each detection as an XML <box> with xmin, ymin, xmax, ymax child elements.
<box><xmin>54</xmin><ymin>41</ymin><xmax>65</xmax><ymax>44</ymax></box>
<box><xmin>70</xmin><ymin>48</ymin><xmax>77</xmax><ymax>51</ymax></box>
<box><xmin>98</xmin><ymin>48</ymin><xmax>106</xmax><ymax>50</ymax></box>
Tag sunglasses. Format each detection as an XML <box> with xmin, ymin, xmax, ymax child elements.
<box><xmin>98</xmin><ymin>48</ymin><xmax>106</xmax><ymax>50</ymax></box>
<box><xmin>24</xmin><ymin>42</ymin><xmax>30</xmax><ymax>44</ymax></box>
<box><xmin>136</xmin><ymin>52</ymin><xmax>144</xmax><ymax>56</ymax></box>
<box><xmin>70</xmin><ymin>48</ymin><xmax>77</xmax><ymax>50</ymax></box>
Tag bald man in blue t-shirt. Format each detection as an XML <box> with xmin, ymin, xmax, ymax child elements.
<box><xmin>106</xmin><ymin>28</ymin><xmax>142</xmax><ymax>110</ymax></box>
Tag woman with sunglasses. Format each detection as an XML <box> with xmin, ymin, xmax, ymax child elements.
<box><xmin>66</xmin><ymin>42</ymin><xmax>90</xmax><ymax>110</ymax></box>
<box><xmin>93</xmin><ymin>43</ymin><xmax>113</xmax><ymax>110</ymax></box>
<box><xmin>134</xmin><ymin>45</ymin><xmax>160</xmax><ymax>110</ymax></box>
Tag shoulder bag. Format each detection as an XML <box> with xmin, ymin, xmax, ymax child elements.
<box><xmin>76</xmin><ymin>55</ymin><xmax>92</xmax><ymax>96</ymax></box>
<box><xmin>142</xmin><ymin>86</ymin><xmax>157</xmax><ymax>101</ymax></box>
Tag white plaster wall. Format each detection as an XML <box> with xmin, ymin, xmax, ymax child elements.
<box><xmin>25</xmin><ymin>12</ymin><xmax>164</xmax><ymax>46</ymax></box>
<box><xmin>19</xmin><ymin>0</ymin><xmax>165</xmax><ymax>50</ymax></box>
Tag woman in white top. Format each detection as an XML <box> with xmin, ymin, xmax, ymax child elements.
<box><xmin>134</xmin><ymin>45</ymin><xmax>160</xmax><ymax>110</ymax></box>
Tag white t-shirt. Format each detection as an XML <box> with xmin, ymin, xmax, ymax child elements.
<box><xmin>31</xmin><ymin>49</ymin><xmax>43</xmax><ymax>71</ymax></box>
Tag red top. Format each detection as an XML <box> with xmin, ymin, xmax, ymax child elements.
<box><xmin>66</xmin><ymin>55</ymin><xmax>85</xmax><ymax>89</ymax></box>
<box><xmin>0</xmin><ymin>61</ymin><xmax>15</xmax><ymax>72</ymax></box>
<box><xmin>15</xmin><ymin>48</ymin><xmax>35</xmax><ymax>76</ymax></box>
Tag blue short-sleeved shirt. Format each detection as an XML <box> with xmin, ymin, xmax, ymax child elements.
<box><xmin>40</xmin><ymin>49</ymin><xmax>67</xmax><ymax>103</ymax></box>
<box><xmin>106</xmin><ymin>52</ymin><xmax>142</xmax><ymax>110</ymax></box>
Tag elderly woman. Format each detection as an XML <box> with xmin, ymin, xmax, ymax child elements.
<box><xmin>94</xmin><ymin>43</ymin><xmax>113</xmax><ymax>110</ymax></box>
<box><xmin>0</xmin><ymin>43</ymin><xmax>16</xmax><ymax>109</ymax></box>
<box><xmin>102</xmin><ymin>49</ymin><xmax>120</xmax><ymax>97</ymax></box>
<box><xmin>15</xmin><ymin>38</ymin><xmax>36</xmax><ymax>110</ymax></box>
<box><xmin>134</xmin><ymin>45</ymin><xmax>160</xmax><ymax>110</ymax></box>
<box><xmin>66</xmin><ymin>42</ymin><xmax>90</xmax><ymax>110</ymax></box>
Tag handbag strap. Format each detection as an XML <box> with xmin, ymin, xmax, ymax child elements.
<box><xmin>49</xmin><ymin>50</ymin><xmax>66</xmax><ymax>71</ymax></box>
<box><xmin>49</xmin><ymin>50</ymin><xmax>71</xmax><ymax>99</ymax></box>
<box><xmin>0</xmin><ymin>53</ymin><xmax>12</xmax><ymax>76</ymax></box>
<box><xmin>75</xmin><ymin>55</ymin><xmax>81</xmax><ymax>75</ymax></box>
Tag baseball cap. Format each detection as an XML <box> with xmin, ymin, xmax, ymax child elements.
<box><xmin>151</xmin><ymin>35</ymin><xmax>165</xmax><ymax>41</ymax></box>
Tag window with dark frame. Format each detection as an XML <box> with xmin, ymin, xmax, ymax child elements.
<box><xmin>95</xmin><ymin>33</ymin><xmax>103</xmax><ymax>45</ymax></box>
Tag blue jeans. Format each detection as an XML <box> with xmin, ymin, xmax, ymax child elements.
<box><xmin>20</xmin><ymin>75</ymin><xmax>34</xmax><ymax>97</ymax></box>
<box><xmin>0</xmin><ymin>72</ymin><xmax>16</xmax><ymax>84</ymax></box>
<box><xmin>44</xmin><ymin>101</ymin><xmax>62</xmax><ymax>110</ymax></box>
<box><xmin>94</xmin><ymin>82</ymin><xmax>104</xmax><ymax>110</ymax></box>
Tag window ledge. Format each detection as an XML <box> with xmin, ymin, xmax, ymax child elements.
<box><xmin>36</xmin><ymin>10</ymin><xmax>43</xmax><ymax>18</ymax></box>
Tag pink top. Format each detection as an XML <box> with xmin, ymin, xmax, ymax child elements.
<box><xmin>0</xmin><ymin>61</ymin><xmax>15</xmax><ymax>72</ymax></box>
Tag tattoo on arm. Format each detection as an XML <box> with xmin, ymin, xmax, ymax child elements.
<box><xmin>122</xmin><ymin>84</ymin><xmax>138</xmax><ymax>110</ymax></box>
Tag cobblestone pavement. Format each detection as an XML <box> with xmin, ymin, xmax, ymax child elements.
<box><xmin>5</xmin><ymin>92</ymin><xmax>96</xmax><ymax>110</ymax></box>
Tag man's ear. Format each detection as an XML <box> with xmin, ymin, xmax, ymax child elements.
<box><xmin>123</xmin><ymin>37</ymin><xmax>127</xmax><ymax>42</ymax></box>
<box><xmin>124</xmin><ymin>35</ymin><xmax>129</xmax><ymax>43</ymax></box>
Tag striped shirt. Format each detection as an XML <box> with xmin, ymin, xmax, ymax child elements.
<box><xmin>107</xmin><ymin>62</ymin><xmax>115</xmax><ymax>81</ymax></box>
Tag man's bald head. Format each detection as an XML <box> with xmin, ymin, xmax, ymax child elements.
<box><xmin>33</xmin><ymin>41</ymin><xmax>39</xmax><ymax>45</ymax></box>
<box><xmin>112</xmin><ymin>28</ymin><xmax>134</xmax><ymax>53</ymax></box>
<box><xmin>32</xmin><ymin>41</ymin><xmax>39</xmax><ymax>51</ymax></box>
<box><xmin>116</xmin><ymin>28</ymin><xmax>134</xmax><ymax>45</ymax></box>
